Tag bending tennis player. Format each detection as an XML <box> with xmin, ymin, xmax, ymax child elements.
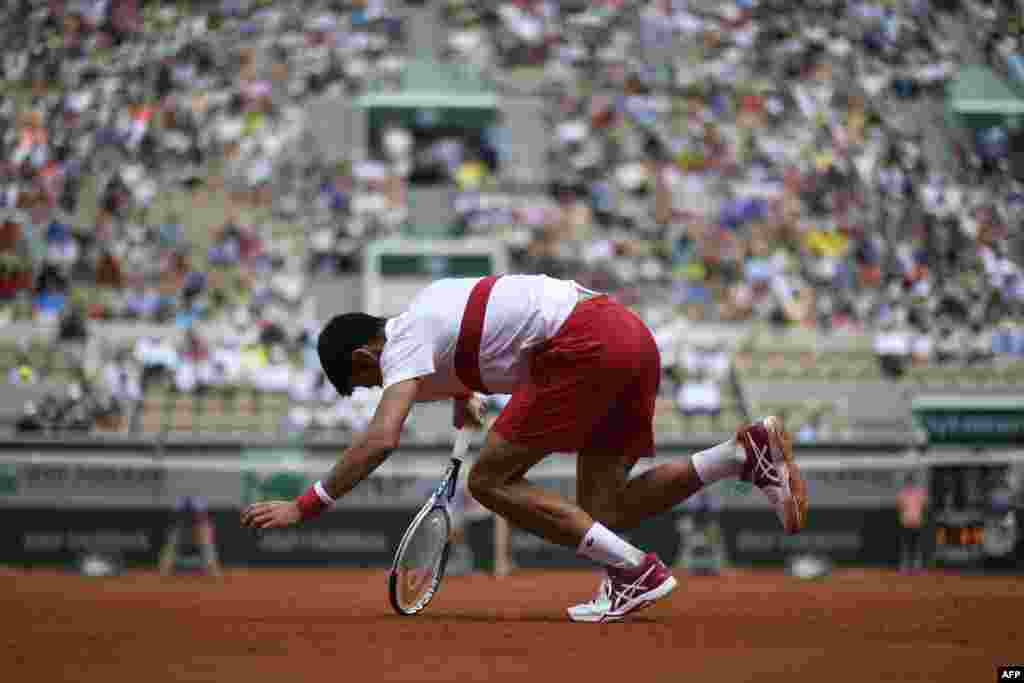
<box><xmin>241</xmin><ymin>275</ymin><xmax>808</xmax><ymax>622</ymax></box>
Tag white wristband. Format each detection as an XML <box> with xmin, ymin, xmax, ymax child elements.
<box><xmin>313</xmin><ymin>480</ymin><xmax>336</xmax><ymax>507</ymax></box>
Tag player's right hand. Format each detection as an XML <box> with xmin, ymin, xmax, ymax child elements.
<box><xmin>241</xmin><ymin>501</ymin><xmax>301</xmax><ymax>529</ymax></box>
<box><xmin>455</xmin><ymin>394</ymin><xmax>486</xmax><ymax>430</ymax></box>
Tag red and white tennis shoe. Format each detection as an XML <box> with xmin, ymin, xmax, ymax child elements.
<box><xmin>737</xmin><ymin>415</ymin><xmax>808</xmax><ymax>534</ymax></box>
<box><xmin>567</xmin><ymin>553</ymin><xmax>676</xmax><ymax>623</ymax></box>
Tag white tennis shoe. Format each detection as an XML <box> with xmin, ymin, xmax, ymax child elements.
<box><xmin>567</xmin><ymin>574</ymin><xmax>612</xmax><ymax>622</ymax></box>
<box><xmin>567</xmin><ymin>553</ymin><xmax>677</xmax><ymax>623</ymax></box>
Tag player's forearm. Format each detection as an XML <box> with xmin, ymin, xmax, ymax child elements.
<box><xmin>293</xmin><ymin>437</ymin><xmax>395</xmax><ymax>522</ymax></box>
<box><xmin>413</xmin><ymin>386</ymin><xmax>466</xmax><ymax>403</ymax></box>
<box><xmin>297</xmin><ymin>380</ymin><xmax>417</xmax><ymax>520</ymax></box>
<box><xmin>321</xmin><ymin>435</ymin><xmax>394</xmax><ymax>501</ymax></box>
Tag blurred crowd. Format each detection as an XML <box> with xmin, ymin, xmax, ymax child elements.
<box><xmin>975</xmin><ymin>0</ymin><xmax>1024</xmax><ymax>79</ymax></box>
<box><xmin>444</xmin><ymin>0</ymin><xmax>1023</xmax><ymax>370</ymax></box>
<box><xmin>14</xmin><ymin>379</ymin><xmax>124</xmax><ymax>436</ymax></box>
<box><xmin>0</xmin><ymin>0</ymin><xmax>410</xmax><ymax>326</ymax></box>
<box><xmin>0</xmin><ymin>0</ymin><xmax>409</xmax><ymax>434</ymax></box>
<box><xmin>307</xmin><ymin>111</ymin><xmax>506</xmax><ymax>275</ymax></box>
<box><xmin>4</xmin><ymin>0</ymin><xmax>1024</xmax><ymax>437</ymax></box>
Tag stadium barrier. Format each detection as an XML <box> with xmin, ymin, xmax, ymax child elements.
<box><xmin>1</xmin><ymin>439</ymin><xmax>1021</xmax><ymax>570</ymax></box>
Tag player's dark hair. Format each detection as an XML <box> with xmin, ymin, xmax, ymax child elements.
<box><xmin>317</xmin><ymin>313</ymin><xmax>387</xmax><ymax>396</ymax></box>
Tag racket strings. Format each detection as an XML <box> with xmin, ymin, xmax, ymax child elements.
<box><xmin>394</xmin><ymin>508</ymin><xmax>450</xmax><ymax>612</ymax></box>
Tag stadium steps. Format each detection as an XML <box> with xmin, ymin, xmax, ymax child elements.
<box><xmin>735</xmin><ymin>348</ymin><xmax>1024</xmax><ymax>440</ymax></box>
<box><xmin>139</xmin><ymin>387</ymin><xmax>295</xmax><ymax>436</ymax></box>
<box><xmin>0</xmin><ymin>343</ymin><xmax>17</xmax><ymax>369</ymax></box>
<box><xmin>201</xmin><ymin>389</ymin><xmax>262</xmax><ymax>435</ymax></box>
<box><xmin>734</xmin><ymin>350</ymin><xmax>885</xmax><ymax>383</ymax></box>
<box><xmin>166</xmin><ymin>394</ymin><xmax>196</xmax><ymax>433</ymax></box>
<box><xmin>139</xmin><ymin>394</ymin><xmax>166</xmax><ymax>434</ymax></box>
<box><xmin>260</xmin><ymin>392</ymin><xmax>292</xmax><ymax>435</ymax></box>
<box><xmin>406</xmin><ymin>188</ymin><xmax>458</xmax><ymax>238</ymax></box>
<box><xmin>406</xmin><ymin>0</ymin><xmax>446</xmax><ymax>59</ymax></box>
<box><xmin>903</xmin><ymin>362</ymin><xmax>1024</xmax><ymax>390</ymax></box>
<box><xmin>0</xmin><ymin>340</ymin><xmax>82</xmax><ymax>386</ymax></box>
<box><xmin>752</xmin><ymin>399</ymin><xmax>844</xmax><ymax>437</ymax></box>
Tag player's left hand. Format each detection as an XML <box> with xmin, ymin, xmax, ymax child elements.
<box><xmin>240</xmin><ymin>500</ymin><xmax>301</xmax><ymax>529</ymax></box>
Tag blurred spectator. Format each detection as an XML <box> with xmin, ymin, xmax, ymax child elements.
<box><xmin>58</xmin><ymin>303</ymin><xmax>89</xmax><ymax>344</ymax></box>
<box><xmin>984</xmin><ymin>471</ymin><xmax>1019</xmax><ymax>560</ymax></box>
<box><xmin>992</xmin><ymin>319</ymin><xmax>1024</xmax><ymax>356</ymax></box>
<box><xmin>60</xmin><ymin>382</ymin><xmax>95</xmax><ymax>433</ymax></box>
<box><xmin>159</xmin><ymin>496</ymin><xmax>221</xmax><ymax>577</ymax></box>
<box><xmin>874</xmin><ymin>314</ymin><xmax>910</xmax><ymax>379</ymax></box>
<box><xmin>252</xmin><ymin>344</ymin><xmax>293</xmax><ymax>393</ymax></box>
<box><xmin>7</xmin><ymin>350</ymin><xmax>37</xmax><ymax>386</ymax></box>
<box><xmin>103</xmin><ymin>349</ymin><xmax>142</xmax><ymax>429</ymax></box>
<box><xmin>37</xmin><ymin>394</ymin><xmax>64</xmax><ymax>431</ymax></box>
<box><xmin>796</xmin><ymin>405</ymin><xmax>831</xmax><ymax>444</ymax></box>
<box><xmin>135</xmin><ymin>335</ymin><xmax>178</xmax><ymax>388</ymax></box>
<box><xmin>311</xmin><ymin>386</ymin><xmax>383</xmax><ymax>434</ymax></box>
<box><xmin>675</xmin><ymin>369</ymin><xmax>720</xmax><ymax>417</ymax></box>
<box><xmin>92</xmin><ymin>394</ymin><xmax>126</xmax><ymax>433</ymax></box>
<box><xmin>175</xmin><ymin>330</ymin><xmax>213</xmax><ymax>394</ymax></box>
<box><xmin>897</xmin><ymin>472</ymin><xmax>929</xmax><ymax>574</ymax></box>
<box><xmin>15</xmin><ymin>401</ymin><xmax>44</xmax><ymax>435</ymax></box>
<box><xmin>674</xmin><ymin>343</ymin><xmax>729</xmax><ymax>418</ymax></box>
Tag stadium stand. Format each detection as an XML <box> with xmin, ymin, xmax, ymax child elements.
<box><xmin>1</xmin><ymin>0</ymin><xmax>1022</xmax><ymax>445</ymax></box>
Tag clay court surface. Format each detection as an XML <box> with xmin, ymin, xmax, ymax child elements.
<box><xmin>2</xmin><ymin>568</ymin><xmax>1019</xmax><ymax>682</ymax></box>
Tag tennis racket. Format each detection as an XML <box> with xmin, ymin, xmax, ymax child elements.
<box><xmin>388</xmin><ymin>402</ymin><xmax>472</xmax><ymax>616</ymax></box>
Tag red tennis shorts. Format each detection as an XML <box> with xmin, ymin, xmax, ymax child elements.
<box><xmin>491</xmin><ymin>295</ymin><xmax>660</xmax><ymax>461</ymax></box>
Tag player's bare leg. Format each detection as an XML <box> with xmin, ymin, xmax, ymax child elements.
<box><xmin>467</xmin><ymin>420</ymin><xmax>710</xmax><ymax>545</ymax></box>
<box><xmin>470</xmin><ymin>430</ymin><xmax>677</xmax><ymax>622</ymax></box>
<box><xmin>575</xmin><ymin>453</ymin><xmax>636</xmax><ymax>529</ymax></box>
<box><xmin>577</xmin><ymin>448</ymin><xmax>706</xmax><ymax>532</ymax></box>
<box><xmin>578</xmin><ymin>416</ymin><xmax>808</xmax><ymax>535</ymax></box>
<box><xmin>569</xmin><ymin>449</ymin><xmax>696</xmax><ymax>622</ymax></box>
<box><xmin>467</xmin><ymin>430</ymin><xmax>594</xmax><ymax>547</ymax></box>
<box><xmin>568</xmin><ymin>443</ymin><xmax>734</xmax><ymax>620</ymax></box>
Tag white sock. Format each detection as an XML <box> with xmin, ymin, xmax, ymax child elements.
<box><xmin>577</xmin><ymin>522</ymin><xmax>645</xmax><ymax>569</ymax></box>
<box><xmin>691</xmin><ymin>438</ymin><xmax>746</xmax><ymax>486</ymax></box>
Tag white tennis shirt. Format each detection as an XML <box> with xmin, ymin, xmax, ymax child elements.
<box><xmin>380</xmin><ymin>275</ymin><xmax>583</xmax><ymax>399</ymax></box>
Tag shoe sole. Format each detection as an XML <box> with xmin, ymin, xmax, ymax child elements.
<box><xmin>567</xmin><ymin>575</ymin><xmax>678</xmax><ymax>623</ymax></box>
<box><xmin>764</xmin><ymin>416</ymin><xmax>808</xmax><ymax>534</ymax></box>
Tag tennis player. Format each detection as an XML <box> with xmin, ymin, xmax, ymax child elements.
<box><xmin>241</xmin><ymin>275</ymin><xmax>807</xmax><ymax>622</ymax></box>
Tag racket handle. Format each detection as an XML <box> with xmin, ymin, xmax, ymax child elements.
<box><xmin>448</xmin><ymin>458</ymin><xmax>462</xmax><ymax>501</ymax></box>
<box><xmin>448</xmin><ymin>429</ymin><xmax>471</xmax><ymax>502</ymax></box>
<box><xmin>452</xmin><ymin>427</ymin><xmax>471</xmax><ymax>461</ymax></box>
